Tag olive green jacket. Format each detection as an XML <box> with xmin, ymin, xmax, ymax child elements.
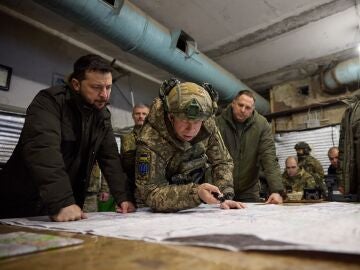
<box><xmin>136</xmin><ymin>98</ymin><xmax>234</xmax><ymax>212</ymax></box>
<box><xmin>216</xmin><ymin>106</ymin><xmax>283</xmax><ymax>200</ymax></box>
<box><xmin>337</xmin><ymin>95</ymin><xmax>360</xmax><ymax>195</ymax></box>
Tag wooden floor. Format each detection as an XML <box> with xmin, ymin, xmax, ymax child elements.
<box><xmin>0</xmin><ymin>225</ymin><xmax>359</xmax><ymax>270</ymax></box>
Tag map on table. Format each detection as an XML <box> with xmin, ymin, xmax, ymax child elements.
<box><xmin>0</xmin><ymin>231</ymin><xmax>83</xmax><ymax>258</ymax></box>
<box><xmin>1</xmin><ymin>202</ymin><xmax>359</xmax><ymax>255</ymax></box>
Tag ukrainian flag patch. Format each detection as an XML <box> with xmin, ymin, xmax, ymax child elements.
<box><xmin>138</xmin><ymin>151</ymin><xmax>150</xmax><ymax>177</ymax></box>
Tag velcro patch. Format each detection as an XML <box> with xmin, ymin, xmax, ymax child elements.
<box><xmin>137</xmin><ymin>151</ymin><xmax>151</xmax><ymax>178</ymax></box>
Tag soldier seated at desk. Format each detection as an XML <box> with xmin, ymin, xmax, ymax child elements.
<box><xmin>282</xmin><ymin>156</ymin><xmax>316</xmax><ymax>200</ymax></box>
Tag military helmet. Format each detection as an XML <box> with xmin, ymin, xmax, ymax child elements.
<box><xmin>159</xmin><ymin>78</ymin><xmax>218</xmax><ymax>120</ymax></box>
<box><xmin>294</xmin><ymin>141</ymin><xmax>311</xmax><ymax>154</ymax></box>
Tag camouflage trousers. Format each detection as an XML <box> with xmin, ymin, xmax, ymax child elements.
<box><xmin>82</xmin><ymin>192</ymin><xmax>98</xmax><ymax>212</ymax></box>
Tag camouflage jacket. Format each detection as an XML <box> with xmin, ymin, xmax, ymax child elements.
<box><xmin>282</xmin><ymin>168</ymin><xmax>316</xmax><ymax>193</ymax></box>
<box><xmin>120</xmin><ymin>126</ymin><xmax>144</xmax><ymax>206</ymax></box>
<box><xmin>87</xmin><ymin>162</ymin><xmax>109</xmax><ymax>193</ymax></box>
<box><xmin>297</xmin><ymin>155</ymin><xmax>326</xmax><ymax>192</ymax></box>
<box><xmin>120</xmin><ymin>126</ymin><xmax>141</xmax><ymax>180</ymax></box>
<box><xmin>136</xmin><ymin>98</ymin><xmax>234</xmax><ymax>212</ymax></box>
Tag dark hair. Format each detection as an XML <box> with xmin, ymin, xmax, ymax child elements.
<box><xmin>69</xmin><ymin>54</ymin><xmax>112</xmax><ymax>82</ymax></box>
<box><xmin>234</xmin><ymin>90</ymin><xmax>256</xmax><ymax>103</ymax></box>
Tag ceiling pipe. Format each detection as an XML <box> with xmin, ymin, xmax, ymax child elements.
<box><xmin>0</xmin><ymin>4</ymin><xmax>162</xmax><ymax>85</ymax></box>
<box><xmin>323</xmin><ymin>57</ymin><xmax>360</xmax><ymax>93</ymax></box>
<box><xmin>31</xmin><ymin>0</ymin><xmax>270</xmax><ymax>114</ymax></box>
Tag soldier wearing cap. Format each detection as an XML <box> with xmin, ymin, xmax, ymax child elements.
<box><xmin>135</xmin><ymin>79</ymin><xmax>245</xmax><ymax>212</ymax></box>
<box><xmin>294</xmin><ymin>141</ymin><xmax>326</xmax><ymax>195</ymax></box>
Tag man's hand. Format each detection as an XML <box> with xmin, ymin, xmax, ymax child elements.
<box><xmin>51</xmin><ymin>204</ymin><xmax>87</xmax><ymax>222</ymax></box>
<box><xmin>338</xmin><ymin>186</ymin><xmax>345</xmax><ymax>194</ymax></box>
<box><xmin>197</xmin><ymin>183</ymin><xmax>221</xmax><ymax>204</ymax></box>
<box><xmin>220</xmin><ymin>200</ymin><xmax>246</xmax><ymax>209</ymax></box>
<box><xmin>98</xmin><ymin>192</ymin><xmax>110</xmax><ymax>202</ymax></box>
<box><xmin>116</xmin><ymin>201</ymin><xmax>136</xmax><ymax>214</ymax></box>
<box><xmin>266</xmin><ymin>193</ymin><xmax>283</xmax><ymax>204</ymax></box>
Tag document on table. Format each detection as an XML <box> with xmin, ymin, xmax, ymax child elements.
<box><xmin>1</xmin><ymin>202</ymin><xmax>359</xmax><ymax>255</ymax></box>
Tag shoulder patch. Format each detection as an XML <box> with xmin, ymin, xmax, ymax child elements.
<box><xmin>137</xmin><ymin>151</ymin><xmax>151</xmax><ymax>178</ymax></box>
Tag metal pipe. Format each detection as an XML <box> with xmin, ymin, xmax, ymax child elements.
<box><xmin>0</xmin><ymin>4</ymin><xmax>162</xmax><ymax>85</ymax></box>
<box><xmin>324</xmin><ymin>57</ymin><xmax>360</xmax><ymax>93</ymax></box>
<box><xmin>31</xmin><ymin>0</ymin><xmax>270</xmax><ymax>114</ymax></box>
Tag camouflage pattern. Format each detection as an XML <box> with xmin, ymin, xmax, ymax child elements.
<box><xmin>136</xmin><ymin>97</ymin><xmax>234</xmax><ymax>212</ymax></box>
<box><xmin>165</xmin><ymin>82</ymin><xmax>215</xmax><ymax>120</ymax></box>
<box><xmin>282</xmin><ymin>167</ymin><xmax>316</xmax><ymax>193</ymax></box>
<box><xmin>120</xmin><ymin>126</ymin><xmax>144</xmax><ymax>207</ymax></box>
<box><xmin>297</xmin><ymin>155</ymin><xmax>326</xmax><ymax>194</ymax></box>
<box><xmin>83</xmin><ymin>163</ymin><xmax>110</xmax><ymax>212</ymax></box>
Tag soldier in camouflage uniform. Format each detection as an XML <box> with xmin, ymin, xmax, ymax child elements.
<box><xmin>83</xmin><ymin>162</ymin><xmax>110</xmax><ymax>212</ymax></box>
<box><xmin>294</xmin><ymin>142</ymin><xmax>326</xmax><ymax>195</ymax></box>
<box><xmin>135</xmin><ymin>79</ymin><xmax>245</xmax><ymax>212</ymax></box>
<box><xmin>282</xmin><ymin>156</ymin><xmax>316</xmax><ymax>198</ymax></box>
<box><xmin>120</xmin><ymin>103</ymin><xmax>149</xmax><ymax>207</ymax></box>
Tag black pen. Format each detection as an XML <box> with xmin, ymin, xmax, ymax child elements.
<box><xmin>211</xmin><ymin>192</ymin><xmax>226</xmax><ymax>203</ymax></box>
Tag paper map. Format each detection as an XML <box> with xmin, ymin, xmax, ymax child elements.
<box><xmin>1</xmin><ymin>202</ymin><xmax>359</xmax><ymax>255</ymax></box>
<box><xmin>0</xmin><ymin>231</ymin><xmax>83</xmax><ymax>258</ymax></box>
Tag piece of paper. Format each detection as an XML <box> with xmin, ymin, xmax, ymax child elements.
<box><xmin>0</xmin><ymin>231</ymin><xmax>83</xmax><ymax>258</ymax></box>
<box><xmin>1</xmin><ymin>202</ymin><xmax>359</xmax><ymax>255</ymax></box>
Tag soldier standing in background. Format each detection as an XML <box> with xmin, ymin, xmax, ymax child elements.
<box><xmin>83</xmin><ymin>161</ymin><xmax>110</xmax><ymax>212</ymax></box>
<box><xmin>120</xmin><ymin>103</ymin><xmax>150</xmax><ymax>207</ymax></box>
<box><xmin>84</xmin><ymin>104</ymin><xmax>150</xmax><ymax>211</ymax></box>
<box><xmin>136</xmin><ymin>79</ymin><xmax>245</xmax><ymax>212</ymax></box>
<box><xmin>216</xmin><ymin>90</ymin><xmax>284</xmax><ymax>203</ymax></box>
<box><xmin>294</xmin><ymin>142</ymin><xmax>326</xmax><ymax>196</ymax></box>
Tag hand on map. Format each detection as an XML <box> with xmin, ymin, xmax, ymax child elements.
<box><xmin>266</xmin><ymin>193</ymin><xmax>283</xmax><ymax>204</ymax></box>
<box><xmin>220</xmin><ymin>200</ymin><xmax>246</xmax><ymax>209</ymax></box>
<box><xmin>197</xmin><ymin>183</ymin><xmax>222</xmax><ymax>204</ymax></box>
<box><xmin>51</xmin><ymin>204</ymin><xmax>87</xmax><ymax>222</ymax></box>
<box><xmin>116</xmin><ymin>201</ymin><xmax>136</xmax><ymax>213</ymax></box>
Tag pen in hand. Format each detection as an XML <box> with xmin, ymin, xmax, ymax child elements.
<box><xmin>211</xmin><ymin>191</ymin><xmax>226</xmax><ymax>203</ymax></box>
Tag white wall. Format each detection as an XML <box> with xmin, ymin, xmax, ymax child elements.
<box><xmin>0</xmin><ymin>11</ymin><xmax>159</xmax><ymax>129</ymax></box>
<box><xmin>275</xmin><ymin>125</ymin><xmax>340</xmax><ymax>174</ymax></box>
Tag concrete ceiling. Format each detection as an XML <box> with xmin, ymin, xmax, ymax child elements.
<box><xmin>1</xmin><ymin>0</ymin><xmax>359</xmax><ymax>98</ymax></box>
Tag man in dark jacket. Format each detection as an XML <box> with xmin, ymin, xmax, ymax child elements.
<box><xmin>0</xmin><ymin>54</ymin><xmax>135</xmax><ymax>221</ymax></box>
<box><xmin>216</xmin><ymin>90</ymin><xmax>283</xmax><ymax>203</ymax></box>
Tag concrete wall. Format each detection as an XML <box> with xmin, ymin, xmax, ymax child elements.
<box><xmin>0</xmin><ymin>11</ymin><xmax>159</xmax><ymax>129</ymax></box>
<box><xmin>269</xmin><ymin>76</ymin><xmax>356</xmax><ymax>132</ymax></box>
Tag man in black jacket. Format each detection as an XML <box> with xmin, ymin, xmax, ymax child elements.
<box><xmin>0</xmin><ymin>54</ymin><xmax>135</xmax><ymax>221</ymax></box>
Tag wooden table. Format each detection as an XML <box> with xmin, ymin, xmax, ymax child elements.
<box><xmin>1</xmin><ymin>224</ymin><xmax>359</xmax><ymax>270</ymax></box>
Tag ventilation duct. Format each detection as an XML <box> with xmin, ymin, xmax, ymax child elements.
<box><xmin>323</xmin><ymin>57</ymin><xmax>360</xmax><ymax>93</ymax></box>
<box><xmin>31</xmin><ymin>0</ymin><xmax>270</xmax><ymax>114</ymax></box>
